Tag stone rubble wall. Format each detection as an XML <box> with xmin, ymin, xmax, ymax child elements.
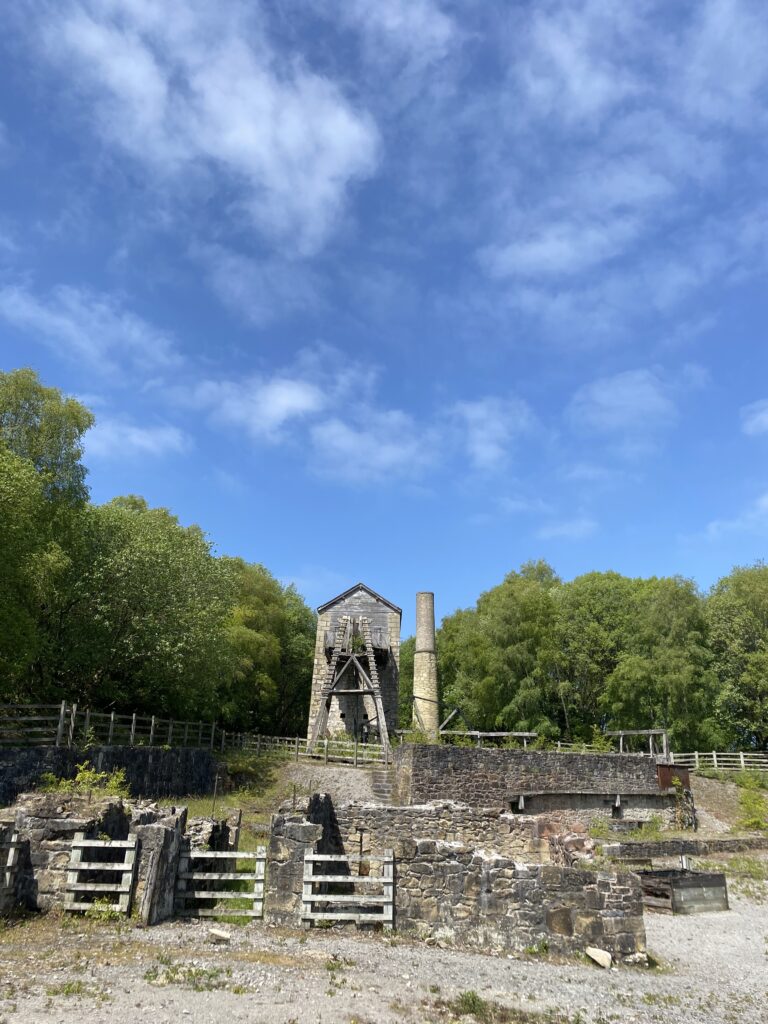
<box><xmin>393</xmin><ymin>744</ymin><xmax>665</xmax><ymax>807</ymax></box>
<box><xmin>0</xmin><ymin>745</ymin><xmax>217</xmax><ymax>805</ymax></box>
<box><xmin>267</xmin><ymin>794</ymin><xmax>647</xmax><ymax>961</ymax></box>
<box><xmin>329</xmin><ymin>801</ymin><xmax>548</xmax><ymax>861</ymax></box>
<box><xmin>396</xmin><ymin>839</ymin><xmax>646</xmax><ymax>961</ymax></box>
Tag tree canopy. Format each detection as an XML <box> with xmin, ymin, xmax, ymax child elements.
<box><xmin>411</xmin><ymin>560</ymin><xmax>765</xmax><ymax>750</ymax></box>
<box><xmin>0</xmin><ymin>368</ymin><xmax>316</xmax><ymax>732</ymax></box>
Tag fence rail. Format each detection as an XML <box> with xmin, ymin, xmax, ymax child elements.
<box><xmin>3</xmin><ymin>703</ymin><xmax>766</xmax><ymax>771</ymax></box>
<box><xmin>670</xmin><ymin>751</ymin><xmax>768</xmax><ymax>772</ymax></box>
<box><xmin>0</xmin><ymin>702</ymin><xmax>389</xmax><ymax>764</ymax></box>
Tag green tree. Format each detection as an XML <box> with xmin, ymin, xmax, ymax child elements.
<box><xmin>709</xmin><ymin>564</ymin><xmax>768</xmax><ymax>749</ymax></box>
<box><xmin>0</xmin><ymin>367</ymin><xmax>93</xmax><ymax>505</ymax></box>
<box><xmin>0</xmin><ymin>446</ymin><xmax>46</xmax><ymax>693</ymax></box>
<box><xmin>221</xmin><ymin>559</ymin><xmax>316</xmax><ymax>733</ymax></box>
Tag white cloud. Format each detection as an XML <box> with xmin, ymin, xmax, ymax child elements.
<box><xmin>0</xmin><ymin>283</ymin><xmax>179</xmax><ymax>373</ymax></box>
<box><xmin>482</xmin><ymin>216</ymin><xmax>640</xmax><ymax>279</ymax></box>
<box><xmin>340</xmin><ymin>0</ymin><xmax>457</xmax><ymax>75</ymax></box>
<box><xmin>450</xmin><ymin>396</ymin><xmax>534</xmax><ymax>470</ymax></box>
<box><xmin>536</xmin><ymin>516</ymin><xmax>597</xmax><ymax>540</ymax></box>
<box><xmin>36</xmin><ymin>0</ymin><xmax>379</xmax><ymax>255</ymax></box>
<box><xmin>741</xmin><ymin>399</ymin><xmax>768</xmax><ymax>436</ymax></box>
<box><xmin>194</xmin><ymin>244</ymin><xmax>322</xmax><ymax>327</ymax></box>
<box><xmin>184</xmin><ymin>376</ymin><xmax>326</xmax><ymax>443</ymax></box>
<box><xmin>86</xmin><ymin>418</ymin><xmax>189</xmax><ymax>459</ymax></box>
<box><xmin>470</xmin><ymin>1</ymin><xmax>768</xmax><ymax>338</ymax></box>
<box><xmin>703</xmin><ymin>491</ymin><xmax>768</xmax><ymax>540</ymax></box>
<box><xmin>568</xmin><ymin>369</ymin><xmax>677</xmax><ymax>438</ymax></box>
<box><xmin>310</xmin><ymin>410</ymin><xmax>436</xmax><ymax>482</ymax></box>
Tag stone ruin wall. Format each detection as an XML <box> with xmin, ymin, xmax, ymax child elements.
<box><xmin>0</xmin><ymin>744</ymin><xmax>217</xmax><ymax>807</ymax></box>
<box><xmin>1</xmin><ymin>791</ymin><xmax>239</xmax><ymax>923</ymax></box>
<box><xmin>265</xmin><ymin>794</ymin><xmax>646</xmax><ymax>962</ymax></box>
<box><xmin>394</xmin><ymin>745</ymin><xmax>666</xmax><ymax>806</ymax></box>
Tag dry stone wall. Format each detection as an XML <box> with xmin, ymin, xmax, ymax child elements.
<box><xmin>330</xmin><ymin>802</ymin><xmax>548</xmax><ymax>861</ymax></box>
<box><xmin>394</xmin><ymin>745</ymin><xmax>664</xmax><ymax>807</ymax></box>
<box><xmin>396</xmin><ymin>840</ymin><xmax>646</xmax><ymax>960</ymax></box>
<box><xmin>0</xmin><ymin>745</ymin><xmax>217</xmax><ymax>806</ymax></box>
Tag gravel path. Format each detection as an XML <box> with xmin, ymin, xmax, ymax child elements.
<box><xmin>2</xmin><ymin>896</ymin><xmax>766</xmax><ymax>1024</ymax></box>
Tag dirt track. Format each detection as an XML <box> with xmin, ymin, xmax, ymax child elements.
<box><xmin>1</xmin><ymin>893</ymin><xmax>766</xmax><ymax>1024</ymax></box>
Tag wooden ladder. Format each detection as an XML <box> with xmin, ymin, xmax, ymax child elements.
<box><xmin>360</xmin><ymin>617</ymin><xmax>390</xmax><ymax>757</ymax></box>
<box><xmin>308</xmin><ymin>616</ymin><xmax>350</xmax><ymax>752</ymax></box>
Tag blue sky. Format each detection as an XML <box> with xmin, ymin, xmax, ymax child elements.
<box><xmin>1</xmin><ymin>0</ymin><xmax>768</xmax><ymax>634</ymax></box>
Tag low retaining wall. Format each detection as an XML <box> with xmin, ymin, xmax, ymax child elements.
<box><xmin>0</xmin><ymin>745</ymin><xmax>217</xmax><ymax>805</ymax></box>
<box><xmin>397</xmin><ymin>841</ymin><xmax>645</xmax><ymax>960</ymax></box>
<box><xmin>331</xmin><ymin>802</ymin><xmax>547</xmax><ymax>861</ymax></box>
<box><xmin>393</xmin><ymin>745</ymin><xmax>663</xmax><ymax>807</ymax></box>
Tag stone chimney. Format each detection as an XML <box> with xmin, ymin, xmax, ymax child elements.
<box><xmin>413</xmin><ymin>591</ymin><xmax>439</xmax><ymax>737</ymax></box>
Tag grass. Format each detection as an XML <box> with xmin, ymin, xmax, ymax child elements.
<box><xmin>431</xmin><ymin>991</ymin><xmax>585</xmax><ymax>1023</ymax></box>
<box><xmin>45</xmin><ymin>980</ymin><xmax>109</xmax><ymax>1001</ymax></box>
<box><xmin>695</xmin><ymin>855</ymin><xmax>768</xmax><ymax>901</ymax></box>
<box><xmin>144</xmin><ymin>957</ymin><xmax>233</xmax><ymax>991</ymax></box>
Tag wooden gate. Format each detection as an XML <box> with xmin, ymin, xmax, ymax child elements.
<box><xmin>1</xmin><ymin>831</ymin><xmax>22</xmax><ymax>906</ymax></box>
<box><xmin>175</xmin><ymin>848</ymin><xmax>266</xmax><ymax>919</ymax></box>
<box><xmin>302</xmin><ymin>850</ymin><xmax>394</xmax><ymax>930</ymax></box>
<box><xmin>64</xmin><ymin>833</ymin><xmax>138</xmax><ymax>914</ymax></box>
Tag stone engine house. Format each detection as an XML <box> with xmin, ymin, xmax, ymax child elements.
<box><xmin>306</xmin><ymin>584</ymin><xmax>400</xmax><ymax>749</ymax></box>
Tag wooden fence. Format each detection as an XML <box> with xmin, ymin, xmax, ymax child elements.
<box><xmin>0</xmin><ymin>703</ymin><xmax>391</xmax><ymax>763</ymax></box>
<box><xmin>64</xmin><ymin>833</ymin><xmax>138</xmax><ymax>914</ymax></box>
<box><xmin>670</xmin><ymin>751</ymin><xmax>768</xmax><ymax>772</ymax></box>
<box><xmin>175</xmin><ymin>847</ymin><xmax>266</xmax><ymax>919</ymax></box>
<box><xmin>2</xmin><ymin>703</ymin><xmax>765</xmax><ymax>771</ymax></box>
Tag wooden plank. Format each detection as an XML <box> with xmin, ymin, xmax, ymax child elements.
<box><xmin>72</xmin><ymin>839</ymin><xmax>136</xmax><ymax>849</ymax></box>
<box><xmin>175</xmin><ymin>908</ymin><xmax>263</xmax><ymax>918</ymax></box>
<box><xmin>67</xmin><ymin>882</ymin><xmax>133</xmax><ymax>893</ymax></box>
<box><xmin>63</xmin><ymin>831</ymin><xmax>86</xmax><ymax>909</ymax></box>
<box><xmin>179</xmin><ymin>871</ymin><xmax>259</xmax><ymax>882</ymax></box>
<box><xmin>187</xmin><ymin>850</ymin><xmax>264</xmax><ymax>861</ymax></box>
<box><xmin>303</xmin><ymin>874</ymin><xmax>389</xmax><ymax>884</ymax></box>
<box><xmin>303</xmin><ymin>912</ymin><xmax>386</xmax><ymax>922</ymax></box>
<box><xmin>70</xmin><ymin>861</ymin><xmax>128</xmax><ymax>871</ymax></box>
<box><xmin>304</xmin><ymin>894</ymin><xmax>390</xmax><ymax>904</ymax></box>
<box><xmin>65</xmin><ymin>900</ymin><xmax>121</xmax><ymax>912</ymax></box>
<box><xmin>304</xmin><ymin>853</ymin><xmax>389</xmax><ymax>863</ymax></box>
<box><xmin>175</xmin><ymin>889</ymin><xmax>263</xmax><ymax>901</ymax></box>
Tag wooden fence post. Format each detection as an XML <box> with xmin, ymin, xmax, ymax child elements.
<box><xmin>55</xmin><ymin>701</ymin><xmax>66</xmax><ymax>747</ymax></box>
<box><xmin>167</xmin><ymin>720</ymin><xmax>174</xmax><ymax>746</ymax></box>
<box><xmin>130</xmin><ymin>713</ymin><xmax>136</xmax><ymax>746</ymax></box>
<box><xmin>108</xmin><ymin>712</ymin><xmax>115</xmax><ymax>745</ymax></box>
<box><xmin>149</xmin><ymin>716</ymin><xmax>156</xmax><ymax>746</ymax></box>
<box><xmin>324</xmin><ymin>738</ymin><xmax>328</xmax><ymax>764</ymax></box>
<box><xmin>68</xmin><ymin>703</ymin><xmax>77</xmax><ymax>748</ymax></box>
<box><xmin>210</xmin><ymin>724</ymin><xmax>215</xmax><ymax>750</ymax></box>
<box><xmin>220</xmin><ymin>730</ymin><xmax>226</xmax><ymax>752</ymax></box>
<box><xmin>256</xmin><ymin>734</ymin><xmax>261</xmax><ymax>756</ymax></box>
<box><xmin>712</xmin><ymin>751</ymin><xmax>718</xmax><ymax>770</ymax></box>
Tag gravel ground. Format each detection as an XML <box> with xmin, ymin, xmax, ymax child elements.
<box><xmin>282</xmin><ymin>762</ymin><xmax>380</xmax><ymax>806</ymax></box>
<box><xmin>1</xmin><ymin>896</ymin><xmax>766</xmax><ymax>1024</ymax></box>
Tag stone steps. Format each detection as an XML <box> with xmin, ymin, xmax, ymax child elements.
<box><xmin>371</xmin><ymin>768</ymin><xmax>395</xmax><ymax>805</ymax></box>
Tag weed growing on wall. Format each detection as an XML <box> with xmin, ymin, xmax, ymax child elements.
<box><xmin>39</xmin><ymin>761</ymin><xmax>130</xmax><ymax>797</ymax></box>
